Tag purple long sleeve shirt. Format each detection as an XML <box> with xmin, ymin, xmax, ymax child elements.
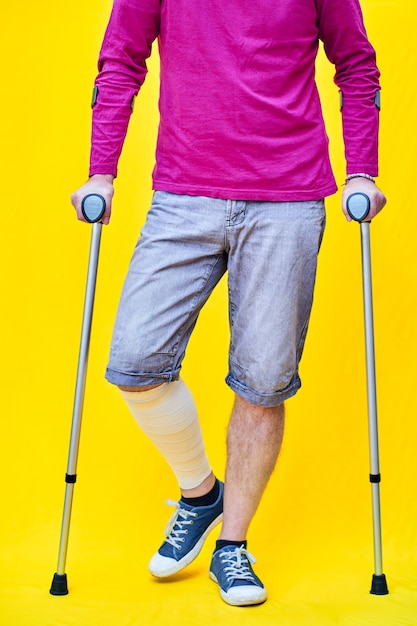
<box><xmin>89</xmin><ymin>0</ymin><xmax>380</xmax><ymax>201</ymax></box>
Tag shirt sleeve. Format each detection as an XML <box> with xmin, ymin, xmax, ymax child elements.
<box><xmin>317</xmin><ymin>0</ymin><xmax>381</xmax><ymax>176</ymax></box>
<box><xmin>89</xmin><ymin>0</ymin><xmax>160</xmax><ymax>177</ymax></box>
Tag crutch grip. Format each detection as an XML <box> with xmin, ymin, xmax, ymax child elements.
<box><xmin>81</xmin><ymin>194</ymin><xmax>106</xmax><ymax>223</ymax></box>
<box><xmin>346</xmin><ymin>193</ymin><xmax>371</xmax><ymax>222</ymax></box>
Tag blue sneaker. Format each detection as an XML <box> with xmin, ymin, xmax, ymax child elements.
<box><xmin>149</xmin><ymin>481</ymin><xmax>224</xmax><ymax>577</ymax></box>
<box><xmin>209</xmin><ymin>544</ymin><xmax>267</xmax><ymax>606</ymax></box>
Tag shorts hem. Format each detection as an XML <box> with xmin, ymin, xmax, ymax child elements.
<box><xmin>105</xmin><ymin>367</ymin><xmax>181</xmax><ymax>388</ymax></box>
<box><xmin>225</xmin><ymin>373</ymin><xmax>301</xmax><ymax>407</ymax></box>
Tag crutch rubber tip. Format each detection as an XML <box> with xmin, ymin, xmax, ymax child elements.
<box><xmin>50</xmin><ymin>573</ymin><xmax>69</xmax><ymax>596</ymax></box>
<box><xmin>370</xmin><ymin>573</ymin><xmax>389</xmax><ymax>595</ymax></box>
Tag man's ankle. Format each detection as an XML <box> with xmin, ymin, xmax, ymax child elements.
<box><xmin>181</xmin><ymin>477</ymin><xmax>220</xmax><ymax>507</ymax></box>
<box><xmin>215</xmin><ymin>539</ymin><xmax>247</xmax><ymax>551</ymax></box>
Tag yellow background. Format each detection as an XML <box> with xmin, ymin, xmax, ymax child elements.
<box><xmin>1</xmin><ymin>1</ymin><xmax>416</xmax><ymax>624</ymax></box>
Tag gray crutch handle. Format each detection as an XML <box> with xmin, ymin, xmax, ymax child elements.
<box><xmin>81</xmin><ymin>193</ymin><xmax>106</xmax><ymax>223</ymax></box>
<box><xmin>346</xmin><ymin>192</ymin><xmax>371</xmax><ymax>222</ymax></box>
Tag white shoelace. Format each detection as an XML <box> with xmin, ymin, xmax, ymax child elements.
<box><xmin>163</xmin><ymin>500</ymin><xmax>198</xmax><ymax>550</ymax></box>
<box><xmin>219</xmin><ymin>546</ymin><xmax>257</xmax><ymax>582</ymax></box>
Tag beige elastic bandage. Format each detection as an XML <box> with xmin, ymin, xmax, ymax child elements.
<box><xmin>120</xmin><ymin>379</ymin><xmax>212</xmax><ymax>490</ymax></box>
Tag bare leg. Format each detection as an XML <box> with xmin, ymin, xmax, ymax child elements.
<box><xmin>219</xmin><ymin>394</ymin><xmax>285</xmax><ymax>542</ymax></box>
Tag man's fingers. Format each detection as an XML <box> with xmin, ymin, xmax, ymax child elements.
<box><xmin>342</xmin><ymin>179</ymin><xmax>386</xmax><ymax>222</ymax></box>
<box><xmin>70</xmin><ymin>178</ymin><xmax>114</xmax><ymax>224</ymax></box>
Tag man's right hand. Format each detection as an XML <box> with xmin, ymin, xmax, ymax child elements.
<box><xmin>70</xmin><ymin>174</ymin><xmax>115</xmax><ymax>225</ymax></box>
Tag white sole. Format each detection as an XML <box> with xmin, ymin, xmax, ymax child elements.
<box><xmin>149</xmin><ymin>512</ymin><xmax>223</xmax><ymax>578</ymax></box>
<box><xmin>209</xmin><ymin>572</ymin><xmax>267</xmax><ymax>606</ymax></box>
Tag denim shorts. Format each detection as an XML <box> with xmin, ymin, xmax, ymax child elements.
<box><xmin>106</xmin><ymin>191</ymin><xmax>326</xmax><ymax>407</ymax></box>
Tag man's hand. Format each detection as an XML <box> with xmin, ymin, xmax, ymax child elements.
<box><xmin>342</xmin><ymin>177</ymin><xmax>386</xmax><ymax>222</ymax></box>
<box><xmin>70</xmin><ymin>174</ymin><xmax>115</xmax><ymax>225</ymax></box>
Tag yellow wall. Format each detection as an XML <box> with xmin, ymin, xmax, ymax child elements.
<box><xmin>1</xmin><ymin>1</ymin><xmax>416</xmax><ymax>624</ymax></box>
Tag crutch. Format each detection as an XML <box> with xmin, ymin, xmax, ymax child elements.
<box><xmin>50</xmin><ymin>194</ymin><xmax>106</xmax><ymax>596</ymax></box>
<box><xmin>346</xmin><ymin>192</ymin><xmax>389</xmax><ymax>595</ymax></box>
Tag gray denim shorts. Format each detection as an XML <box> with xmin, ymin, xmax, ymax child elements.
<box><xmin>106</xmin><ymin>191</ymin><xmax>326</xmax><ymax>407</ymax></box>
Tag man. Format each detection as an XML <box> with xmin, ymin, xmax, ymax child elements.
<box><xmin>71</xmin><ymin>0</ymin><xmax>386</xmax><ymax>607</ymax></box>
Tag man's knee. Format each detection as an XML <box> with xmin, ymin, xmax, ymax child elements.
<box><xmin>233</xmin><ymin>391</ymin><xmax>284</xmax><ymax>414</ymax></box>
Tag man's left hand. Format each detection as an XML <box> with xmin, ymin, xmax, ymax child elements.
<box><xmin>342</xmin><ymin>177</ymin><xmax>387</xmax><ymax>222</ymax></box>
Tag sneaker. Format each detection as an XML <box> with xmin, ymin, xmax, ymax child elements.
<box><xmin>209</xmin><ymin>544</ymin><xmax>267</xmax><ymax>606</ymax></box>
<box><xmin>148</xmin><ymin>481</ymin><xmax>224</xmax><ymax>577</ymax></box>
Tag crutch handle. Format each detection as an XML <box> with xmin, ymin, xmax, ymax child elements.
<box><xmin>346</xmin><ymin>193</ymin><xmax>371</xmax><ymax>222</ymax></box>
<box><xmin>81</xmin><ymin>194</ymin><xmax>106</xmax><ymax>223</ymax></box>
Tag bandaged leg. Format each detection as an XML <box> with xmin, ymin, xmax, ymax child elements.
<box><xmin>120</xmin><ymin>379</ymin><xmax>212</xmax><ymax>490</ymax></box>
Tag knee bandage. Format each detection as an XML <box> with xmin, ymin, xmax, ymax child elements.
<box><xmin>120</xmin><ymin>379</ymin><xmax>212</xmax><ymax>490</ymax></box>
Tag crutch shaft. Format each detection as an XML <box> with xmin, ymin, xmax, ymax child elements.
<box><xmin>67</xmin><ymin>222</ymin><xmax>102</xmax><ymax>475</ymax></box>
<box><xmin>360</xmin><ymin>223</ymin><xmax>383</xmax><ymax>576</ymax></box>
<box><xmin>56</xmin><ymin>223</ymin><xmax>102</xmax><ymax>573</ymax></box>
<box><xmin>360</xmin><ymin>223</ymin><xmax>381</xmax><ymax>478</ymax></box>
<box><xmin>371</xmin><ymin>484</ymin><xmax>383</xmax><ymax>574</ymax></box>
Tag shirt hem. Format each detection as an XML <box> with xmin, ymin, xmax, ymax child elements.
<box><xmin>152</xmin><ymin>180</ymin><xmax>338</xmax><ymax>202</ymax></box>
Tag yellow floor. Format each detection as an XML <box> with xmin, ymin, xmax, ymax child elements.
<box><xmin>1</xmin><ymin>1</ymin><xmax>417</xmax><ymax>624</ymax></box>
